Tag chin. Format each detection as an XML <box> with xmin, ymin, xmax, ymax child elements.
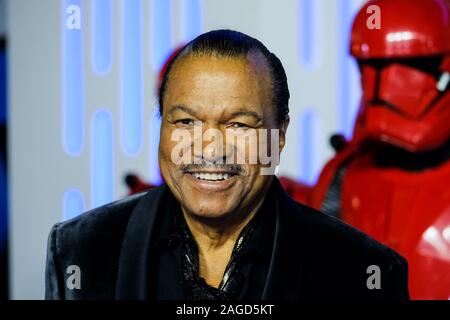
<box><xmin>177</xmin><ymin>180</ymin><xmax>238</xmax><ymax>210</ymax></box>
<box><xmin>183</xmin><ymin>198</ymin><xmax>238</xmax><ymax>220</ymax></box>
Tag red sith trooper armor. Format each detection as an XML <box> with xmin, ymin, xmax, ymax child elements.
<box><xmin>281</xmin><ymin>0</ymin><xmax>450</xmax><ymax>299</ymax></box>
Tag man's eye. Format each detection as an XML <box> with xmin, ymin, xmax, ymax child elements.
<box><xmin>175</xmin><ymin>119</ymin><xmax>194</xmax><ymax>126</ymax></box>
<box><xmin>230</xmin><ymin>122</ymin><xmax>249</xmax><ymax>128</ymax></box>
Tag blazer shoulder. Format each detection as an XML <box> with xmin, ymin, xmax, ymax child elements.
<box><xmin>280</xmin><ymin>195</ymin><xmax>409</xmax><ymax>299</ymax></box>
<box><xmin>282</xmin><ymin>192</ymin><xmax>407</xmax><ymax>266</ymax></box>
<box><xmin>50</xmin><ymin>185</ymin><xmax>165</xmax><ymax>250</ymax></box>
<box><xmin>45</xmin><ymin>187</ymin><xmax>166</xmax><ymax>300</ymax></box>
<box><xmin>54</xmin><ymin>191</ymin><xmax>145</xmax><ymax>242</ymax></box>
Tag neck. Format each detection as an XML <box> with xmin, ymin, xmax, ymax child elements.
<box><xmin>182</xmin><ymin>195</ymin><xmax>265</xmax><ymax>251</ymax></box>
<box><xmin>181</xmin><ymin>195</ymin><xmax>266</xmax><ymax>288</ymax></box>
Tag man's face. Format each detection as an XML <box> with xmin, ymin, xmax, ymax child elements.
<box><xmin>158</xmin><ymin>53</ymin><xmax>287</xmax><ymax>221</ymax></box>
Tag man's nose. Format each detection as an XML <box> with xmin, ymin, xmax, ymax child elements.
<box><xmin>192</xmin><ymin>125</ymin><xmax>234</xmax><ymax>164</ymax></box>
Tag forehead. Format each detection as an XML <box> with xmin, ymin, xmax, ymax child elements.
<box><xmin>163</xmin><ymin>53</ymin><xmax>272</xmax><ymax>118</ymax></box>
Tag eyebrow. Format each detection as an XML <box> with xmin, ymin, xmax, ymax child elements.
<box><xmin>168</xmin><ymin>105</ymin><xmax>263</xmax><ymax>122</ymax></box>
<box><xmin>168</xmin><ymin>104</ymin><xmax>197</xmax><ymax>116</ymax></box>
<box><xmin>229</xmin><ymin>111</ymin><xmax>262</xmax><ymax>122</ymax></box>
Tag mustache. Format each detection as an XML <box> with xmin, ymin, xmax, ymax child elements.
<box><xmin>179</xmin><ymin>162</ymin><xmax>246</xmax><ymax>175</ymax></box>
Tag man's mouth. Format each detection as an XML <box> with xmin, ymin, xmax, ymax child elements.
<box><xmin>181</xmin><ymin>165</ymin><xmax>243</xmax><ymax>188</ymax></box>
<box><xmin>183</xmin><ymin>169</ymin><xmax>240</xmax><ymax>191</ymax></box>
<box><xmin>189</xmin><ymin>172</ymin><xmax>234</xmax><ymax>181</ymax></box>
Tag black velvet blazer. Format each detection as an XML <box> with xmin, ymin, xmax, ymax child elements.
<box><xmin>45</xmin><ymin>178</ymin><xmax>409</xmax><ymax>300</ymax></box>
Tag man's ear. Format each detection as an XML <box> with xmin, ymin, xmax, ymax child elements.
<box><xmin>278</xmin><ymin>115</ymin><xmax>290</xmax><ymax>153</ymax></box>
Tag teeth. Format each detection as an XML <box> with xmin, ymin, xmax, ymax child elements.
<box><xmin>191</xmin><ymin>172</ymin><xmax>233</xmax><ymax>181</ymax></box>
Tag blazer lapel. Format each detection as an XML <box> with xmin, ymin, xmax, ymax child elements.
<box><xmin>262</xmin><ymin>179</ymin><xmax>306</xmax><ymax>300</ymax></box>
<box><xmin>115</xmin><ymin>185</ymin><xmax>166</xmax><ymax>299</ymax></box>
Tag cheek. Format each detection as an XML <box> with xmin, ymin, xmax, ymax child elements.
<box><xmin>230</xmin><ymin>132</ymin><xmax>259</xmax><ymax>165</ymax></box>
<box><xmin>158</xmin><ymin>130</ymin><xmax>177</xmax><ymax>177</ymax></box>
<box><xmin>159</xmin><ymin>128</ymin><xmax>177</xmax><ymax>161</ymax></box>
<box><xmin>231</xmin><ymin>129</ymin><xmax>277</xmax><ymax>167</ymax></box>
<box><xmin>159</xmin><ymin>143</ymin><xmax>172</xmax><ymax>161</ymax></box>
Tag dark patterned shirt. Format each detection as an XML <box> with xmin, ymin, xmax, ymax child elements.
<box><xmin>149</xmin><ymin>189</ymin><xmax>276</xmax><ymax>300</ymax></box>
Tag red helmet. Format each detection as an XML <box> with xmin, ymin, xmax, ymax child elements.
<box><xmin>350</xmin><ymin>0</ymin><xmax>450</xmax><ymax>152</ymax></box>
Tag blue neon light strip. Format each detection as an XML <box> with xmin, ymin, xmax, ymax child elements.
<box><xmin>62</xmin><ymin>189</ymin><xmax>85</xmax><ymax>221</ymax></box>
<box><xmin>299</xmin><ymin>110</ymin><xmax>318</xmax><ymax>185</ymax></box>
<box><xmin>91</xmin><ymin>0</ymin><xmax>112</xmax><ymax>74</ymax></box>
<box><xmin>121</xmin><ymin>0</ymin><xmax>143</xmax><ymax>155</ymax></box>
<box><xmin>299</xmin><ymin>0</ymin><xmax>316</xmax><ymax>68</ymax></box>
<box><xmin>91</xmin><ymin>109</ymin><xmax>114</xmax><ymax>208</ymax></box>
<box><xmin>150</xmin><ymin>0</ymin><xmax>173</xmax><ymax>70</ymax></box>
<box><xmin>62</xmin><ymin>0</ymin><xmax>84</xmax><ymax>156</ymax></box>
<box><xmin>181</xmin><ymin>0</ymin><xmax>203</xmax><ymax>43</ymax></box>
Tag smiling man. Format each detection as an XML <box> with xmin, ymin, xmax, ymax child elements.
<box><xmin>45</xmin><ymin>30</ymin><xmax>409</xmax><ymax>300</ymax></box>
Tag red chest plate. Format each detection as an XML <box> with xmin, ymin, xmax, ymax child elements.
<box><xmin>339</xmin><ymin>154</ymin><xmax>450</xmax><ymax>299</ymax></box>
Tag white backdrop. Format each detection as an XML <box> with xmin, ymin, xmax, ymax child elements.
<box><xmin>8</xmin><ymin>0</ymin><xmax>365</xmax><ymax>299</ymax></box>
